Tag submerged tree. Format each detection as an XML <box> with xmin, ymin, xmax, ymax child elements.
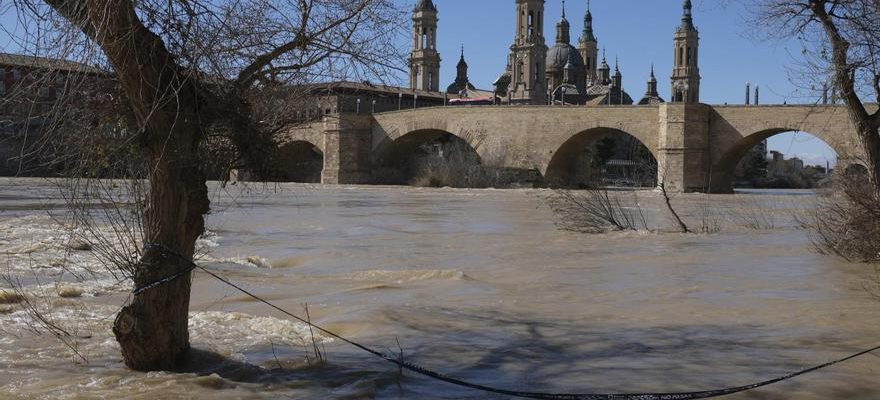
<box><xmin>5</xmin><ymin>0</ymin><xmax>405</xmax><ymax>370</ymax></box>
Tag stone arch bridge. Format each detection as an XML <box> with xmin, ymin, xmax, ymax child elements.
<box><xmin>279</xmin><ymin>103</ymin><xmax>870</xmax><ymax>192</ymax></box>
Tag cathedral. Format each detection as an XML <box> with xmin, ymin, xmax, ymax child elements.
<box><xmin>408</xmin><ymin>0</ymin><xmax>699</xmax><ymax>106</ymax></box>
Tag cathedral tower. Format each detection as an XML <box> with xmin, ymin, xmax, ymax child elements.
<box><xmin>409</xmin><ymin>0</ymin><xmax>441</xmax><ymax>92</ymax></box>
<box><xmin>670</xmin><ymin>0</ymin><xmax>700</xmax><ymax>103</ymax></box>
<box><xmin>506</xmin><ymin>0</ymin><xmax>547</xmax><ymax>104</ymax></box>
<box><xmin>577</xmin><ymin>0</ymin><xmax>599</xmax><ymax>86</ymax></box>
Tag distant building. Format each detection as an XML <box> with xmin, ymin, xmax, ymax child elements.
<box><xmin>405</xmin><ymin>1</ymin><xmax>699</xmax><ymax>106</ymax></box>
<box><xmin>768</xmin><ymin>150</ymin><xmax>804</xmax><ymax>175</ymax></box>
<box><xmin>290</xmin><ymin>81</ymin><xmax>446</xmax><ymax>121</ymax></box>
<box><xmin>0</xmin><ymin>53</ymin><xmax>108</xmax><ymax>176</ymax></box>
<box><xmin>443</xmin><ymin>1</ymin><xmax>698</xmax><ymax>105</ymax></box>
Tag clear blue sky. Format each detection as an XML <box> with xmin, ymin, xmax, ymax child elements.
<box><xmin>412</xmin><ymin>0</ymin><xmax>837</xmax><ymax>166</ymax></box>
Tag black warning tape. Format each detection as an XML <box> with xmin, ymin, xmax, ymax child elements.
<box><xmin>135</xmin><ymin>242</ymin><xmax>880</xmax><ymax>399</ymax></box>
<box><xmin>131</xmin><ymin>244</ymin><xmax>199</xmax><ymax>295</ymax></box>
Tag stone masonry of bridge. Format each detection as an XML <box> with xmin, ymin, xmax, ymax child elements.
<box><xmin>280</xmin><ymin>103</ymin><xmax>872</xmax><ymax>193</ymax></box>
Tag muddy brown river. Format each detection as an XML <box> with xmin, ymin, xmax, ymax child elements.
<box><xmin>0</xmin><ymin>177</ymin><xmax>878</xmax><ymax>399</ymax></box>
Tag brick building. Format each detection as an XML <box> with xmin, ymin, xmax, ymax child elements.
<box><xmin>0</xmin><ymin>53</ymin><xmax>107</xmax><ymax>175</ymax></box>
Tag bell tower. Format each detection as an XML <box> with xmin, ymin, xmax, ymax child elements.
<box><xmin>670</xmin><ymin>0</ymin><xmax>700</xmax><ymax>103</ymax></box>
<box><xmin>577</xmin><ymin>0</ymin><xmax>599</xmax><ymax>85</ymax></box>
<box><xmin>506</xmin><ymin>0</ymin><xmax>547</xmax><ymax>104</ymax></box>
<box><xmin>409</xmin><ymin>0</ymin><xmax>441</xmax><ymax>92</ymax></box>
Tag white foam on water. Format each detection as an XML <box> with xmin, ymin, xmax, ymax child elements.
<box><xmin>196</xmin><ymin>230</ymin><xmax>221</xmax><ymax>249</ymax></box>
<box><xmin>189</xmin><ymin>311</ymin><xmax>332</xmax><ymax>349</ymax></box>
<box><xmin>200</xmin><ymin>255</ymin><xmax>273</xmax><ymax>269</ymax></box>
<box><xmin>0</xmin><ymin>215</ymin><xmax>108</xmax><ymax>277</ymax></box>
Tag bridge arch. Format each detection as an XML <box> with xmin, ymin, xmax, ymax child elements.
<box><xmin>545</xmin><ymin>127</ymin><xmax>658</xmax><ymax>188</ymax></box>
<box><xmin>709</xmin><ymin>128</ymin><xmax>840</xmax><ymax>192</ymax></box>
<box><xmin>274</xmin><ymin>140</ymin><xmax>324</xmax><ymax>183</ymax></box>
<box><xmin>373</xmin><ymin>128</ymin><xmax>483</xmax><ymax>186</ymax></box>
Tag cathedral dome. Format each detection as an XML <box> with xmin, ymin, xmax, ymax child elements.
<box><xmin>546</xmin><ymin>43</ymin><xmax>583</xmax><ymax>72</ymax></box>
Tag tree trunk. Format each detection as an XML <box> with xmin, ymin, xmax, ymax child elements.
<box><xmin>113</xmin><ymin>249</ymin><xmax>195</xmax><ymax>370</ymax></box>
<box><xmin>45</xmin><ymin>0</ymin><xmax>211</xmax><ymax>371</ymax></box>
<box><xmin>859</xmin><ymin>122</ymin><xmax>880</xmax><ymax>196</ymax></box>
<box><xmin>112</xmin><ymin>133</ymin><xmax>209</xmax><ymax>370</ymax></box>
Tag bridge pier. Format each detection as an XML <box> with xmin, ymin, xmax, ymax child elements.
<box><xmin>321</xmin><ymin>114</ymin><xmax>373</xmax><ymax>184</ymax></box>
<box><xmin>657</xmin><ymin>103</ymin><xmax>711</xmax><ymax>192</ymax></box>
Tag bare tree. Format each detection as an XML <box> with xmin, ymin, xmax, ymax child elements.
<box><xmin>801</xmin><ymin>176</ymin><xmax>880</xmax><ymax>262</ymax></box>
<box><xmin>750</xmin><ymin>0</ymin><xmax>880</xmax><ymax>194</ymax></box>
<box><xmin>545</xmin><ymin>189</ymin><xmax>649</xmax><ymax>233</ymax></box>
<box><xmin>5</xmin><ymin>0</ymin><xmax>405</xmax><ymax>371</ymax></box>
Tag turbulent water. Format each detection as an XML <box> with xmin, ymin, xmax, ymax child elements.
<box><xmin>0</xmin><ymin>177</ymin><xmax>878</xmax><ymax>399</ymax></box>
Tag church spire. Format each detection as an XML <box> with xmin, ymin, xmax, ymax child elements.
<box><xmin>646</xmin><ymin>64</ymin><xmax>658</xmax><ymax>96</ymax></box>
<box><xmin>555</xmin><ymin>1</ymin><xmax>571</xmax><ymax>44</ymax></box>
<box><xmin>577</xmin><ymin>0</ymin><xmax>598</xmax><ymax>86</ymax></box>
<box><xmin>409</xmin><ymin>0</ymin><xmax>440</xmax><ymax>91</ymax></box>
<box><xmin>447</xmin><ymin>45</ymin><xmax>474</xmax><ymax>95</ymax></box>
<box><xmin>637</xmin><ymin>63</ymin><xmax>665</xmax><ymax>105</ymax></box>
<box><xmin>679</xmin><ymin>0</ymin><xmax>696</xmax><ymax>32</ymax></box>
<box><xmin>456</xmin><ymin>45</ymin><xmax>468</xmax><ymax>81</ymax></box>
<box><xmin>505</xmin><ymin>0</ymin><xmax>548</xmax><ymax>104</ymax></box>
<box><xmin>563</xmin><ymin>52</ymin><xmax>576</xmax><ymax>84</ymax></box>
<box><xmin>597</xmin><ymin>48</ymin><xmax>610</xmax><ymax>84</ymax></box>
<box><xmin>671</xmin><ymin>0</ymin><xmax>700</xmax><ymax>103</ymax></box>
<box><xmin>414</xmin><ymin>0</ymin><xmax>436</xmax><ymax>12</ymax></box>
<box><xmin>581</xmin><ymin>0</ymin><xmax>596</xmax><ymax>43</ymax></box>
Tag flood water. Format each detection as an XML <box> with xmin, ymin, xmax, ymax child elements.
<box><xmin>0</xmin><ymin>177</ymin><xmax>878</xmax><ymax>399</ymax></box>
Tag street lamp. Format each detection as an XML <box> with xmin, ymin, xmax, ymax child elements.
<box><xmin>356</xmin><ymin>98</ymin><xmax>361</xmax><ymax>114</ymax></box>
<box><xmin>550</xmin><ymin>85</ymin><xmax>568</xmax><ymax>105</ymax></box>
<box><xmin>371</xmin><ymin>99</ymin><xmax>376</xmax><ymax>113</ymax></box>
<box><xmin>398</xmin><ymin>92</ymin><xmax>402</xmax><ymax>110</ymax></box>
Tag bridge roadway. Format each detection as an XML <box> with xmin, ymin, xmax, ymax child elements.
<box><xmin>281</xmin><ymin>103</ymin><xmax>869</xmax><ymax>192</ymax></box>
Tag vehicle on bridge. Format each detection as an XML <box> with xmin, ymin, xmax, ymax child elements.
<box><xmin>448</xmin><ymin>97</ymin><xmax>494</xmax><ymax>106</ymax></box>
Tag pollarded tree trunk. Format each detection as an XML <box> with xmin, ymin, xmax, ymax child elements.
<box><xmin>46</xmin><ymin>0</ymin><xmax>211</xmax><ymax>370</ymax></box>
<box><xmin>113</xmin><ymin>125</ymin><xmax>209</xmax><ymax>370</ymax></box>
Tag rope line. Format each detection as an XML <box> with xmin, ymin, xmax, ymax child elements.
<box><xmin>137</xmin><ymin>243</ymin><xmax>880</xmax><ymax>400</ymax></box>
